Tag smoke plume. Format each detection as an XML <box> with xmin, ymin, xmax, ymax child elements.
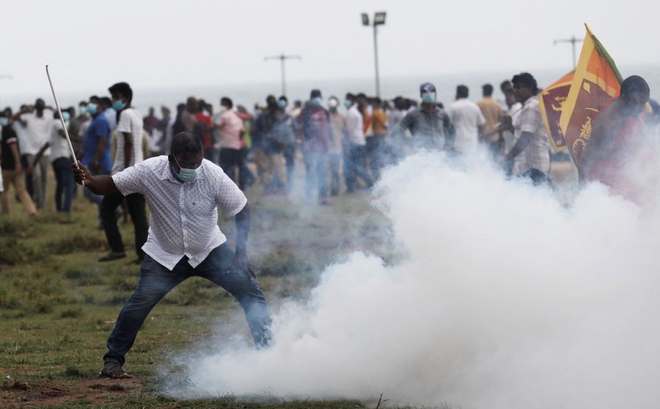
<box><xmin>173</xmin><ymin>151</ymin><xmax>660</xmax><ymax>408</ymax></box>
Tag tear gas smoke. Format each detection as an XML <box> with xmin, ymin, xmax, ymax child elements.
<box><xmin>172</xmin><ymin>151</ymin><xmax>660</xmax><ymax>408</ymax></box>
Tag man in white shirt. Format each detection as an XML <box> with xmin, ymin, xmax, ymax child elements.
<box><xmin>343</xmin><ymin>93</ymin><xmax>373</xmax><ymax>193</ymax></box>
<box><xmin>74</xmin><ymin>131</ymin><xmax>272</xmax><ymax>379</ymax></box>
<box><xmin>99</xmin><ymin>82</ymin><xmax>149</xmax><ymax>263</ymax></box>
<box><xmin>448</xmin><ymin>85</ymin><xmax>486</xmax><ymax>155</ymax></box>
<box><xmin>15</xmin><ymin>99</ymin><xmax>54</xmax><ymax>209</ymax></box>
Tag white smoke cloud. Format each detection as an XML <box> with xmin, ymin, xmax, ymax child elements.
<box><xmin>172</xmin><ymin>151</ymin><xmax>660</xmax><ymax>408</ymax></box>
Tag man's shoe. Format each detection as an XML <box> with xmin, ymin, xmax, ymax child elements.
<box><xmin>99</xmin><ymin>361</ymin><xmax>132</xmax><ymax>379</ymax></box>
<box><xmin>98</xmin><ymin>252</ymin><xmax>126</xmax><ymax>262</ymax></box>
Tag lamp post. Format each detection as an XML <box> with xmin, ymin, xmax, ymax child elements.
<box><xmin>264</xmin><ymin>54</ymin><xmax>301</xmax><ymax>97</ymax></box>
<box><xmin>362</xmin><ymin>12</ymin><xmax>386</xmax><ymax>98</ymax></box>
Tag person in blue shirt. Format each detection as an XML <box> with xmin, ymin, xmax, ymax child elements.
<box><xmin>81</xmin><ymin>97</ymin><xmax>112</xmax><ymax>226</ymax></box>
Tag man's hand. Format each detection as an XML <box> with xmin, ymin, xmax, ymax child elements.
<box><xmin>72</xmin><ymin>161</ymin><xmax>93</xmax><ymax>185</ymax></box>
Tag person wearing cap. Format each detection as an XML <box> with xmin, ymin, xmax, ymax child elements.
<box><xmin>297</xmin><ymin>89</ymin><xmax>332</xmax><ymax>204</ymax></box>
<box><xmin>391</xmin><ymin>82</ymin><xmax>454</xmax><ymax>153</ymax></box>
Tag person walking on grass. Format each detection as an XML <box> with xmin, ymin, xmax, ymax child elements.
<box><xmin>73</xmin><ymin>131</ymin><xmax>272</xmax><ymax>379</ymax></box>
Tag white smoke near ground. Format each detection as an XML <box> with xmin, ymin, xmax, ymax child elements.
<box><xmin>171</xmin><ymin>151</ymin><xmax>660</xmax><ymax>408</ymax></box>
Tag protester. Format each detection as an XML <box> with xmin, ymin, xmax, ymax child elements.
<box><xmin>14</xmin><ymin>99</ymin><xmax>53</xmax><ymax>209</ymax></box>
<box><xmin>393</xmin><ymin>83</ymin><xmax>455</xmax><ymax>151</ymax></box>
<box><xmin>477</xmin><ymin>83</ymin><xmax>504</xmax><ymax>155</ymax></box>
<box><xmin>27</xmin><ymin>110</ymin><xmax>75</xmax><ymax>213</ymax></box>
<box><xmin>252</xmin><ymin>95</ymin><xmax>285</xmax><ymax>193</ymax></box>
<box><xmin>195</xmin><ymin>100</ymin><xmax>214</xmax><ymax>162</ymax></box>
<box><xmin>343</xmin><ymin>93</ymin><xmax>373</xmax><ymax>193</ymax></box>
<box><xmin>73</xmin><ymin>131</ymin><xmax>272</xmax><ymax>379</ymax></box>
<box><xmin>277</xmin><ymin>96</ymin><xmax>296</xmax><ymax>192</ymax></box>
<box><xmin>578</xmin><ymin>75</ymin><xmax>653</xmax><ymax>203</ymax></box>
<box><xmin>215</xmin><ymin>97</ymin><xmax>245</xmax><ymax>185</ymax></box>
<box><xmin>158</xmin><ymin>106</ymin><xmax>174</xmax><ymax>155</ymax></box>
<box><xmin>368</xmin><ymin>97</ymin><xmax>388</xmax><ymax>178</ymax></box>
<box><xmin>449</xmin><ymin>85</ymin><xmax>486</xmax><ymax>156</ymax></box>
<box><xmin>100</xmin><ymin>82</ymin><xmax>149</xmax><ymax>263</ymax></box>
<box><xmin>0</xmin><ymin>109</ymin><xmax>37</xmax><ymax>217</ymax></box>
<box><xmin>235</xmin><ymin>105</ymin><xmax>256</xmax><ymax>190</ymax></box>
<box><xmin>298</xmin><ymin>89</ymin><xmax>332</xmax><ymax>204</ymax></box>
<box><xmin>327</xmin><ymin>96</ymin><xmax>346</xmax><ymax>196</ymax></box>
<box><xmin>503</xmin><ymin>72</ymin><xmax>551</xmax><ymax>185</ymax></box>
<box><xmin>80</xmin><ymin>97</ymin><xmax>112</xmax><ymax>226</ymax></box>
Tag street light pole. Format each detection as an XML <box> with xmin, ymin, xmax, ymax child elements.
<box><xmin>265</xmin><ymin>54</ymin><xmax>301</xmax><ymax>97</ymax></box>
<box><xmin>554</xmin><ymin>36</ymin><xmax>583</xmax><ymax>68</ymax></box>
<box><xmin>362</xmin><ymin>12</ymin><xmax>386</xmax><ymax>98</ymax></box>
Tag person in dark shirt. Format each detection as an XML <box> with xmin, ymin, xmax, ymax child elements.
<box><xmin>0</xmin><ymin>108</ymin><xmax>37</xmax><ymax>216</ymax></box>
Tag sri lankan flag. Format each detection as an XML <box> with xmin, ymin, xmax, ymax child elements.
<box><xmin>539</xmin><ymin>71</ymin><xmax>574</xmax><ymax>152</ymax></box>
<box><xmin>559</xmin><ymin>24</ymin><xmax>623</xmax><ymax>164</ymax></box>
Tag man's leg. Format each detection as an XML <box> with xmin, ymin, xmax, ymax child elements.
<box><xmin>125</xmin><ymin>193</ymin><xmax>148</xmax><ymax>261</ymax></box>
<box><xmin>196</xmin><ymin>244</ymin><xmax>272</xmax><ymax>348</ymax></box>
<box><xmin>100</xmin><ymin>192</ymin><xmax>127</xmax><ymax>257</ymax></box>
<box><xmin>104</xmin><ymin>255</ymin><xmax>187</xmax><ymax>367</ymax></box>
<box><xmin>316</xmin><ymin>152</ymin><xmax>328</xmax><ymax>202</ymax></box>
<box><xmin>1</xmin><ymin>170</ymin><xmax>12</xmax><ymax>214</ymax></box>
<box><xmin>52</xmin><ymin>158</ymin><xmax>65</xmax><ymax>212</ymax></box>
<box><xmin>11</xmin><ymin>170</ymin><xmax>37</xmax><ymax>216</ymax></box>
<box><xmin>37</xmin><ymin>155</ymin><xmax>50</xmax><ymax>210</ymax></box>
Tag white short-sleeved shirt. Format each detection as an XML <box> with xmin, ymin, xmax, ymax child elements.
<box><xmin>345</xmin><ymin>105</ymin><xmax>366</xmax><ymax>146</ymax></box>
<box><xmin>22</xmin><ymin>111</ymin><xmax>54</xmax><ymax>156</ymax></box>
<box><xmin>112</xmin><ymin>108</ymin><xmax>144</xmax><ymax>175</ymax></box>
<box><xmin>112</xmin><ymin>156</ymin><xmax>247</xmax><ymax>270</ymax></box>
<box><xmin>49</xmin><ymin>120</ymin><xmax>71</xmax><ymax>161</ymax></box>
<box><xmin>449</xmin><ymin>98</ymin><xmax>486</xmax><ymax>154</ymax></box>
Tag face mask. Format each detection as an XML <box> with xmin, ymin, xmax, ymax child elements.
<box><xmin>422</xmin><ymin>92</ymin><xmax>436</xmax><ymax>103</ymax></box>
<box><xmin>78</xmin><ymin>106</ymin><xmax>87</xmax><ymax>115</ymax></box>
<box><xmin>0</xmin><ymin>118</ymin><xmax>8</xmax><ymax>127</ymax></box>
<box><xmin>344</xmin><ymin>100</ymin><xmax>352</xmax><ymax>109</ymax></box>
<box><xmin>62</xmin><ymin>112</ymin><xmax>71</xmax><ymax>122</ymax></box>
<box><xmin>312</xmin><ymin>97</ymin><xmax>322</xmax><ymax>106</ymax></box>
<box><xmin>278</xmin><ymin>100</ymin><xmax>287</xmax><ymax>109</ymax></box>
<box><xmin>112</xmin><ymin>100</ymin><xmax>126</xmax><ymax>111</ymax></box>
<box><xmin>86</xmin><ymin>103</ymin><xmax>98</xmax><ymax>115</ymax></box>
<box><xmin>174</xmin><ymin>156</ymin><xmax>201</xmax><ymax>183</ymax></box>
<box><xmin>328</xmin><ymin>99</ymin><xmax>338</xmax><ymax>108</ymax></box>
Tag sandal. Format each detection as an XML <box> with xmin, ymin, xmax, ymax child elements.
<box><xmin>99</xmin><ymin>361</ymin><xmax>132</xmax><ymax>379</ymax></box>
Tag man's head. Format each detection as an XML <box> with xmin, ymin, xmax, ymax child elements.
<box><xmin>186</xmin><ymin>96</ymin><xmax>197</xmax><ymax>113</ymax></box>
<box><xmin>456</xmin><ymin>85</ymin><xmax>469</xmax><ymax>99</ymax></box>
<box><xmin>511</xmin><ymin>73</ymin><xmax>538</xmax><ymax>103</ymax></box>
<box><xmin>0</xmin><ymin>108</ymin><xmax>11</xmax><ymax>127</ymax></box>
<box><xmin>482</xmin><ymin>84</ymin><xmax>494</xmax><ymax>97</ymax></box>
<box><xmin>78</xmin><ymin>100</ymin><xmax>88</xmax><ymax>116</ymax></box>
<box><xmin>500</xmin><ymin>80</ymin><xmax>513</xmax><ymax>94</ymax></box>
<box><xmin>310</xmin><ymin>89</ymin><xmax>322</xmax><ymax>106</ymax></box>
<box><xmin>168</xmin><ymin>132</ymin><xmax>204</xmax><ymax>182</ymax></box>
<box><xmin>161</xmin><ymin>106</ymin><xmax>171</xmax><ymax>117</ymax></box>
<box><xmin>266</xmin><ymin>95</ymin><xmax>277</xmax><ymax>108</ymax></box>
<box><xmin>620</xmin><ymin>75</ymin><xmax>650</xmax><ymax>117</ymax></box>
<box><xmin>221</xmin><ymin>97</ymin><xmax>233</xmax><ymax>110</ymax></box>
<box><xmin>148</xmin><ymin>107</ymin><xmax>155</xmax><ymax>117</ymax></box>
<box><xmin>278</xmin><ymin>95</ymin><xmax>288</xmax><ymax>109</ymax></box>
<box><xmin>34</xmin><ymin>98</ymin><xmax>45</xmax><ymax>112</ymax></box>
<box><xmin>108</xmin><ymin>82</ymin><xmax>133</xmax><ymax>111</ymax></box>
<box><xmin>328</xmin><ymin>96</ymin><xmax>339</xmax><ymax>111</ymax></box>
<box><xmin>372</xmin><ymin>97</ymin><xmax>382</xmax><ymax>109</ymax></box>
<box><xmin>419</xmin><ymin>82</ymin><xmax>436</xmax><ymax>104</ymax></box>
<box><xmin>100</xmin><ymin>97</ymin><xmax>112</xmax><ymax>111</ymax></box>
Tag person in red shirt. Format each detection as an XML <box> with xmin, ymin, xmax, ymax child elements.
<box><xmin>194</xmin><ymin>100</ymin><xmax>214</xmax><ymax>162</ymax></box>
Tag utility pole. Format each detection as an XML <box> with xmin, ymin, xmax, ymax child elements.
<box><xmin>0</xmin><ymin>74</ymin><xmax>12</xmax><ymax>109</ymax></box>
<box><xmin>264</xmin><ymin>54</ymin><xmax>301</xmax><ymax>97</ymax></box>
<box><xmin>362</xmin><ymin>12</ymin><xmax>387</xmax><ymax>98</ymax></box>
<box><xmin>554</xmin><ymin>36</ymin><xmax>583</xmax><ymax>68</ymax></box>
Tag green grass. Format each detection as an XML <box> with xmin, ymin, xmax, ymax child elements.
<box><xmin>0</xmin><ymin>171</ymin><xmax>395</xmax><ymax>408</ymax></box>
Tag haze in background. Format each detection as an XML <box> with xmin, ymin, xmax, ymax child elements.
<box><xmin>171</xmin><ymin>151</ymin><xmax>660</xmax><ymax>408</ymax></box>
<box><xmin>0</xmin><ymin>0</ymin><xmax>658</xmax><ymax>108</ymax></box>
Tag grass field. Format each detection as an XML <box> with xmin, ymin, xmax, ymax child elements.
<box><xmin>0</xmin><ymin>158</ymin><xmax>576</xmax><ymax>408</ymax></box>
<box><xmin>0</xmin><ymin>167</ymin><xmax>395</xmax><ymax>408</ymax></box>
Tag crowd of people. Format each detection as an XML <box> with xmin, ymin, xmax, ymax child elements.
<box><xmin>1</xmin><ymin>73</ymin><xmax>657</xmax><ymax>247</ymax></box>
<box><xmin>0</xmin><ymin>72</ymin><xmax>656</xmax><ymax>379</ymax></box>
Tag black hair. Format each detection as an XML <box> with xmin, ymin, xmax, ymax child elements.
<box><xmin>373</xmin><ymin>97</ymin><xmax>382</xmax><ymax>105</ymax></box>
<box><xmin>100</xmin><ymin>97</ymin><xmax>112</xmax><ymax>108</ymax></box>
<box><xmin>456</xmin><ymin>85</ymin><xmax>469</xmax><ymax>99</ymax></box>
<box><xmin>279</xmin><ymin>95</ymin><xmax>288</xmax><ymax>103</ymax></box>
<box><xmin>482</xmin><ymin>84</ymin><xmax>494</xmax><ymax>96</ymax></box>
<box><xmin>221</xmin><ymin>97</ymin><xmax>233</xmax><ymax>109</ymax></box>
<box><xmin>511</xmin><ymin>73</ymin><xmax>538</xmax><ymax>94</ymax></box>
<box><xmin>346</xmin><ymin>93</ymin><xmax>356</xmax><ymax>100</ymax></box>
<box><xmin>108</xmin><ymin>82</ymin><xmax>133</xmax><ymax>103</ymax></box>
<box><xmin>500</xmin><ymin>80</ymin><xmax>512</xmax><ymax>92</ymax></box>
<box><xmin>620</xmin><ymin>75</ymin><xmax>650</xmax><ymax>97</ymax></box>
<box><xmin>170</xmin><ymin>131</ymin><xmax>203</xmax><ymax>158</ymax></box>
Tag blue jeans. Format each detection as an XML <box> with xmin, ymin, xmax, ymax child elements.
<box><xmin>303</xmin><ymin>150</ymin><xmax>328</xmax><ymax>201</ymax></box>
<box><xmin>52</xmin><ymin>157</ymin><xmax>74</xmax><ymax>213</ymax></box>
<box><xmin>103</xmin><ymin>243</ymin><xmax>272</xmax><ymax>365</ymax></box>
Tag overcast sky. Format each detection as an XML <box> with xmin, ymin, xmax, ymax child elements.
<box><xmin>1</xmin><ymin>0</ymin><xmax>658</xmax><ymax>100</ymax></box>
